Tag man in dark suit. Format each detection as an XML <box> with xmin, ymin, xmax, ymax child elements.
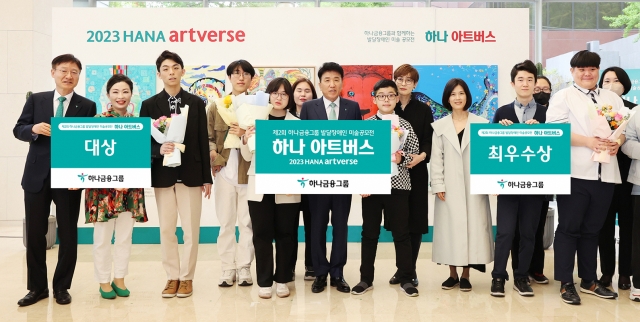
<box><xmin>300</xmin><ymin>62</ymin><xmax>362</xmax><ymax>293</ymax></box>
<box><xmin>139</xmin><ymin>50</ymin><xmax>212</xmax><ymax>299</ymax></box>
<box><xmin>13</xmin><ymin>54</ymin><xmax>97</xmax><ymax>306</ymax></box>
<box><xmin>489</xmin><ymin>60</ymin><xmax>547</xmax><ymax>298</ymax></box>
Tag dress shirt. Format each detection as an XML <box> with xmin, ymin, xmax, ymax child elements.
<box><xmin>53</xmin><ymin>91</ymin><xmax>74</xmax><ymax>116</ymax></box>
<box><xmin>514</xmin><ymin>98</ymin><xmax>537</xmax><ymax>123</ymax></box>
<box><xmin>323</xmin><ymin>96</ymin><xmax>340</xmax><ymax>120</ymax></box>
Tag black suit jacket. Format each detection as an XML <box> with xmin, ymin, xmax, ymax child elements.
<box><xmin>492</xmin><ymin>102</ymin><xmax>547</xmax><ymax>124</ymax></box>
<box><xmin>13</xmin><ymin>91</ymin><xmax>97</xmax><ymax>193</ymax></box>
<box><xmin>139</xmin><ymin>89</ymin><xmax>213</xmax><ymax>188</ymax></box>
<box><xmin>299</xmin><ymin>97</ymin><xmax>362</xmax><ymax>121</ymax></box>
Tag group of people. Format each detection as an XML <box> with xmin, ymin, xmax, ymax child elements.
<box><xmin>12</xmin><ymin>49</ymin><xmax>640</xmax><ymax>307</ymax></box>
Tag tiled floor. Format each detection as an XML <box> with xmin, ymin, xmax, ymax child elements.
<box><xmin>1</xmin><ymin>221</ymin><xmax>639</xmax><ymax>321</ymax></box>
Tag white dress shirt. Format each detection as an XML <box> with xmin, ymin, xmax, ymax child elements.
<box><xmin>322</xmin><ymin>96</ymin><xmax>340</xmax><ymax>120</ymax></box>
<box><xmin>53</xmin><ymin>90</ymin><xmax>74</xmax><ymax>116</ymax></box>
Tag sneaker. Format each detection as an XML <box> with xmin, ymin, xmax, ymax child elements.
<box><xmin>630</xmin><ymin>287</ymin><xmax>640</xmax><ymax>302</ymax></box>
<box><xmin>400</xmin><ymin>283</ymin><xmax>419</xmax><ymax>297</ymax></box>
<box><xmin>529</xmin><ymin>273</ymin><xmax>549</xmax><ymax>284</ymax></box>
<box><xmin>177</xmin><ymin>280</ymin><xmax>193</xmax><ymax>298</ymax></box>
<box><xmin>304</xmin><ymin>267</ymin><xmax>315</xmax><ymax>281</ymax></box>
<box><xmin>513</xmin><ymin>277</ymin><xmax>534</xmax><ymax>297</ymax></box>
<box><xmin>351</xmin><ymin>281</ymin><xmax>373</xmax><ymax>295</ymax></box>
<box><xmin>258</xmin><ymin>287</ymin><xmax>272</xmax><ymax>299</ymax></box>
<box><xmin>579</xmin><ymin>280</ymin><xmax>618</xmax><ymax>299</ymax></box>
<box><xmin>442</xmin><ymin>277</ymin><xmax>460</xmax><ymax>290</ymax></box>
<box><xmin>389</xmin><ymin>275</ymin><xmax>419</xmax><ymax>287</ymax></box>
<box><xmin>162</xmin><ymin>280</ymin><xmax>179</xmax><ymax>298</ymax></box>
<box><xmin>490</xmin><ymin>278</ymin><xmax>505</xmax><ymax>297</ymax></box>
<box><xmin>218</xmin><ymin>270</ymin><xmax>236</xmax><ymax>287</ymax></box>
<box><xmin>460</xmin><ymin>278</ymin><xmax>472</xmax><ymax>292</ymax></box>
<box><xmin>276</xmin><ymin>283</ymin><xmax>290</xmax><ymax>298</ymax></box>
<box><xmin>560</xmin><ymin>283</ymin><xmax>581</xmax><ymax>305</ymax></box>
<box><xmin>237</xmin><ymin>267</ymin><xmax>253</xmax><ymax>286</ymax></box>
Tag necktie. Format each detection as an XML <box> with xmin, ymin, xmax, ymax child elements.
<box><xmin>329</xmin><ymin>102</ymin><xmax>337</xmax><ymax>120</ymax></box>
<box><xmin>55</xmin><ymin>96</ymin><xmax>66</xmax><ymax>117</ymax></box>
<box><xmin>588</xmin><ymin>91</ymin><xmax>598</xmax><ymax>104</ymax></box>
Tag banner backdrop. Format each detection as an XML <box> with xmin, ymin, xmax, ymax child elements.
<box><xmin>52</xmin><ymin>7</ymin><xmax>528</xmax><ymax>242</ymax></box>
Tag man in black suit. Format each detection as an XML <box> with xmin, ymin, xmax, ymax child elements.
<box><xmin>139</xmin><ymin>50</ymin><xmax>212</xmax><ymax>298</ymax></box>
<box><xmin>300</xmin><ymin>62</ymin><xmax>362</xmax><ymax>293</ymax></box>
<box><xmin>489</xmin><ymin>60</ymin><xmax>547</xmax><ymax>298</ymax></box>
<box><xmin>13</xmin><ymin>54</ymin><xmax>97</xmax><ymax>306</ymax></box>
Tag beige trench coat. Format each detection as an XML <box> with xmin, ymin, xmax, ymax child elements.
<box><xmin>430</xmin><ymin>113</ymin><xmax>494</xmax><ymax>266</ymax></box>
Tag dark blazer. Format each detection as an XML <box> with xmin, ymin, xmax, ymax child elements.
<box><xmin>13</xmin><ymin>91</ymin><xmax>97</xmax><ymax>193</ymax></box>
<box><xmin>395</xmin><ymin>98</ymin><xmax>434</xmax><ymax>162</ymax></box>
<box><xmin>300</xmin><ymin>97</ymin><xmax>362</xmax><ymax>121</ymax></box>
<box><xmin>139</xmin><ymin>89</ymin><xmax>213</xmax><ymax>188</ymax></box>
<box><xmin>492</xmin><ymin>102</ymin><xmax>547</xmax><ymax>124</ymax></box>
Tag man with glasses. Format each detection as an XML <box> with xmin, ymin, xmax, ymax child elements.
<box><xmin>14</xmin><ymin>54</ymin><xmax>97</xmax><ymax>306</ymax></box>
<box><xmin>208</xmin><ymin>60</ymin><xmax>256</xmax><ymax>288</ymax></box>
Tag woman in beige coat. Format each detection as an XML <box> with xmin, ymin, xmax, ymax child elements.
<box><xmin>430</xmin><ymin>78</ymin><xmax>494</xmax><ymax>292</ymax></box>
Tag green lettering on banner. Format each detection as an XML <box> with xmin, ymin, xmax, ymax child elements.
<box><xmin>123</xmin><ymin>30</ymin><xmax>133</xmax><ymax>42</ymax></box>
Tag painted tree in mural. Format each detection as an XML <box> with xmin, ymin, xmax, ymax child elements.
<box><xmin>605</xmin><ymin>3</ymin><xmax>640</xmax><ymax>41</ymax></box>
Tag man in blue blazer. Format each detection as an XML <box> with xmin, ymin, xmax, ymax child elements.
<box><xmin>13</xmin><ymin>54</ymin><xmax>97</xmax><ymax>306</ymax></box>
<box><xmin>300</xmin><ymin>62</ymin><xmax>362</xmax><ymax>293</ymax></box>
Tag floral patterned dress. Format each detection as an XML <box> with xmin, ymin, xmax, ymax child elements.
<box><xmin>85</xmin><ymin>109</ymin><xmax>148</xmax><ymax>223</ymax></box>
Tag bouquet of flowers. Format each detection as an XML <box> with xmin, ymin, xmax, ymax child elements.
<box><xmin>150</xmin><ymin>106</ymin><xmax>189</xmax><ymax>167</ymax></box>
<box><xmin>215</xmin><ymin>95</ymin><xmax>240</xmax><ymax>149</ymax></box>
<box><xmin>590</xmin><ymin>104</ymin><xmax>632</xmax><ymax>163</ymax></box>
<box><xmin>379</xmin><ymin>114</ymin><xmax>408</xmax><ymax>176</ymax></box>
<box><xmin>235</xmin><ymin>91</ymin><xmax>271</xmax><ymax>152</ymax></box>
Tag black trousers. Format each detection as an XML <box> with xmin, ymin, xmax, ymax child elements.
<box><xmin>492</xmin><ymin>195</ymin><xmax>543</xmax><ymax>280</ymax></box>
<box><xmin>599</xmin><ymin>181</ymin><xmax>634</xmax><ymax>277</ymax></box>
<box><xmin>248</xmin><ymin>194</ymin><xmax>300</xmax><ymax>287</ymax></box>
<box><xmin>360</xmin><ymin>194</ymin><xmax>413</xmax><ymax>285</ymax></box>
<box><xmin>292</xmin><ymin>195</ymin><xmax>313</xmax><ymax>271</ymax></box>
<box><xmin>25</xmin><ymin>177</ymin><xmax>82</xmax><ymax>292</ymax></box>
<box><xmin>308</xmin><ymin>194</ymin><xmax>351</xmax><ymax>278</ymax></box>
<box><xmin>633</xmin><ymin>196</ymin><xmax>640</xmax><ymax>288</ymax></box>
<box><xmin>511</xmin><ymin>200</ymin><xmax>549</xmax><ymax>275</ymax></box>
<box><xmin>554</xmin><ymin>178</ymin><xmax>614</xmax><ymax>283</ymax></box>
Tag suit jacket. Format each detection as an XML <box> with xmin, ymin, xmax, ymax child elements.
<box><xmin>139</xmin><ymin>89</ymin><xmax>213</xmax><ymax>188</ymax></box>
<box><xmin>299</xmin><ymin>97</ymin><xmax>362</xmax><ymax>121</ymax></box>
<box><xmin>13</xmin><ymin>91</ymin><xmax>97</xmax><ymax>193</ymax></box>
<box><xmin>492</xmin><ymin>102</ymin><xmax>547</xmax><ymax>124</ymax></box>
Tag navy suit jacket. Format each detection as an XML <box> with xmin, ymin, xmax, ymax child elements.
<box><xmin>299</xmin><ymin>97</ymin><xmax>362</xmax><ymax>121</ymax></box>
<box><xmin>13</xmin><ymin>91</ymin><xmax>97</xmax><ymax>193</ymax></box>
<box><xmin>492</xmin><ymin>102</ymin><xmax>547</xmax><ymax>124</ymax></box>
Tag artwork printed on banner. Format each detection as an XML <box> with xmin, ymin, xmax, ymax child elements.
<box><xmin>86</xmin><ymin>65</ymin><xmax>156</xmax><ymax>116</ymax></box>
<box><xmin>341</xmin><ymin>65</ymin><xmax>393</xmax><ymax>119</ymax></box>
<box><xmin>86</xmin><ymin>29</ymin><xmax>245</xmax><ymax>43</ymax></box>
<box><xmin>364</xmin><ymin>30</ymin><xmax>415</xmax><ymax>43</ymax></box>
<box><xmin>423</xmin><ymin>30</ymin><xmax>497</xmax><ymax>43</ymax></box>
<box><xmin>619</xmin><ymin>69</ymin><xmax>640</xmax><ymax>105</ymax></box>
<box><xmin>181</xmin><ymin>65</ymin><xmax>226</xmax><ymax>106</ymax></box>
<box><xmin>248</xmin><ymin>67</ymin><xmax>315</xmax><ymax>95</ymax></box>
<box><xmin>413</xmin><ymin>65</ymin><xmax>499</xmax><ymax>121</ymax></box>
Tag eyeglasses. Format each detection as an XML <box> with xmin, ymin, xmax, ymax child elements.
<box><xmin>375</xmin><ymin>94</ymin><xmax>397</xmax><ymax>101</ymax></box>
<box><xmin>56</xmin><ymin>69</ymin><xmax>80</xmax><ymax>77</ymax></box>
<box><xmin>270</xmin><ymin>92</ymin><xmax>289</xmax><ymax>98</ymax></box>
<box><xmin>534</xmin><ymin>87</ymin><xmax>551</xmax><ymax>94</ymax></box>
<box><xmin>231</xmin><ymin>71</ymin><xmax>252</xmax><ymax>79</ymax></box>
<box><xmin>395</xmin><ymin>77</ymin><xmax>414</xmax><ymax>85</ymax></box>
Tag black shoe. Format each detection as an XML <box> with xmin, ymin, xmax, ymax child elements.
<box><xmin>560</xmin><ymin>283</ymin><xmax>581</xmax><ymax>305</ymax></box>
<box><xmin>53</xmin><ymin>290</ymin><xmax>72</xmax><ymax>305</ymax></box>
<box><xmin>304</xmin><ymin>266</ymin><xmax>315</xmax><ymax>281</ymax></box>
<box><xmin>400</xmin><ymin>283</ymin><xmax>419</xmax><ymax>297</ymax></box>
<box><xmin>389</xmin><ymin>275</ymin><xmax>401</xmax><ymax>285</ymax></box>
<box><xmin>330</xmin><ymin>277</ymin><xmax>350</xmax><ymax>293</ymax></box>
<box><xmin>351</xmin><ymin>281</ymin><xmax>373</xmax><ymax>295</ymax></box>
<box><xmin>599</xmin><ymin>275</ymin><xmax>612</xmax><ymax>288</ymax></box>
<box><xmin>312</xmin><ymin>275</ymin><xmax>327</xmax><ymax>293</ymax></box>
<box><xmin>442</xmin><ymin>277</ymin><xmax>460</xmax><ymax>290</ymax></box>
<box><xmin>17</xmin><ymin>289</ymin><xmax>49</xmax><ymax>307</ymax></box>
<box><xmin>529</xmin><ymin>273</ymin><xmax>549</xmax><ymax>284</ymax></box>
<box><xmin>619</xmin><ymin>276</ymin><xmax>631</xmax><ymax>291</ymax></box>
<box><xmin>490</xmin><ymin>278</ymin><xmax>505</xmax><ymax>297</ymax></box>
<box><xmin>514</xmin><ymin>277</ymin><xmax>534</xmax><ymax>297</ymax></box>
<box><xmin>579</xmin><ymin>280</ymin><xmax>618</xmax><ymax>299</ymax></box>
<box><xmin>460</xmin><ymin>278</ymin><xmax>472</xmax><ymax>292</ymax></box>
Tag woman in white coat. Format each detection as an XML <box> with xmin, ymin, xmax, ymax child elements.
<box><xmin>241</xmin><ymin>78</ymin><xmax>301</xmax><ymax>299</ymax></box>
<box><xmin>430</xmin><ymin>78</ymin><xmax>494</xmax><ymax>292</ymax></box>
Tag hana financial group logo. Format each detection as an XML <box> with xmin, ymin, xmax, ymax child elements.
<box><xmin>78</xmin><ymin>173</ymin><xmax>88</xmax><ymax>182</ymax></box>
<box><xmin>497</xmin><ymin>179</ymin><xmax>507</xmax><ymax>189</ymax></box>
<box><xmin>298</xmin><ymin>178</ymin><xmax>309</xmax><ymax>188</ymax></box>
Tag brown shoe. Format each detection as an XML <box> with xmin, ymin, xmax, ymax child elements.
<box><xmin>177</xmin><ymin>280</ymin><xmax>193</xmax><ymax>298</ymax></box>
<box><xmin>162</xmin><ymin>280</ymin><xmax>179</xmax><ymax>298</ymax></box>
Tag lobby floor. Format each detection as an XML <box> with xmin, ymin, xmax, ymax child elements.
<box><xmin>1</xmin><ymin>221</ymin><xmax>639</xmax><ymax>322</ymax></box>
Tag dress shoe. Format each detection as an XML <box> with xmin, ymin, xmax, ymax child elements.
<box><xmin>312</xmin><ymin>275</ymin><xmax>327</xmax><ymax>293</ymax></box>
<box><xmin>330</xmin><ymin>277</ymin><xmax>351</xmax><ymax>293</ymax></box>
<box><xmin>619</xmin><ymin>276</ymin><xmax>632</xmax><ymax>291</ymax></box>
<box><xmin>17</xmin><ymin>289</ymin><xmax>49</xmax><ymax>306</ymax></box>
<box><xmin>53</xmin><ymin>290</ymin><xmax>72</xmax><ymax>305</ymax></box>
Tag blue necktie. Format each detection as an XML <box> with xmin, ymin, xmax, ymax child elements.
<box><xmin>55</xmin><ymin>96</ymin><xmax>66</xmax><ymax>117</ymax></box>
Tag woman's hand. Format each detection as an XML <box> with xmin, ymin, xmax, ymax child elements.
<box><xmin>406</xmin><ymin>153</ymin><xmax>426</xmax><ymax>168</ymax></box>
<box><xmin>586</xmin><ymin>137</ymin><xmax>605</xmax><ymax>153</ymax></box>
<box><xmin>229</xmin><ymin>122</ymin><xmax>246</xmax><ymax>137</ymax></box>
<box><xmin>437</xmin><ymin>192</ymin><xmax>445</xmax><ymax>201</ymax></box>
<box><xmin>393</xmin><ymin>151</ymin><xmax>403</xmax><ymax>164</ymax></box>
<box><xmin>160</xmin><ymin>142</ymin><xmax>175</xmax><ymax>155</ymax></box>
<box><xmin>361</xmin><ymin>194</ymin><xmax>371</xmax><ymax>198</ymax></box>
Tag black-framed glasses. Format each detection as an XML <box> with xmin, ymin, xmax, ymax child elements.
<box><xmin>231</xmin><ymin>71</ymin><xmax>252</xmax><ymax>78</ymax></box>
<box><xmin>270</xmin><ymin>92</ymin><xmax>289</xmax><ymax>98</ymax></box>
<box><xmin>534</xmin><ymin>87</ymin><xmax>551</xmax><ymax>94</ymax></box>
<box><xmin>375</xmin><ymin>94</ymin><xmax>397</xmax><ymax>101</ymax></box>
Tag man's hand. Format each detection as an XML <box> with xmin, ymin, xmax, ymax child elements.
<box><xmin>212</xmin><ymin>165</ymin><xmax>223</xmax><ymax>177</ymax></box>
<box><xmin>606</xmin><ymin>140</ymin><xmax>620</xmax><ymax>155</ymax></box>
<box><xmin>32</xmin><ymin>122</ymin><xmax>51</xmax><ymax>136</ymax></box>
<box><xmin>524</xmin><ymin>119</ymin><xmax>540</xmax><ymax>125</ymax></box>
<box><xmin>202</xmin><ymin>184</ymin><xmax>212</xmax><ymax>199</ymax></box>
<box><xmin>361</xmin><ymin>194</ymin><xmax>371</xmax><ymax>198</ymax></box>
<box><xmin>498</xmin><ymin>119</ymin><xmax>514</xmax><ymax>126</ymax></box>
<box><xmin>160</xmin><ymin>142</ymin><xmax>175</xmax><ymax>155</ymax></box>
<box><xmin>210</xmin><ymin>150</ymin><xmax>218</xmax><ymax>162</ymax></box>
